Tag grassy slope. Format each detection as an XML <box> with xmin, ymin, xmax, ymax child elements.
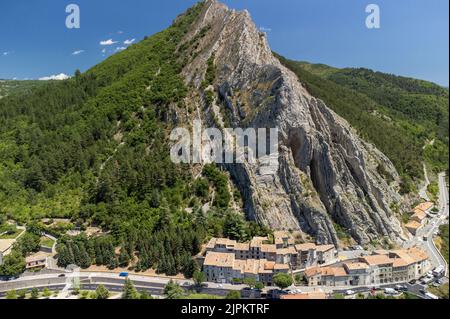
<box><xmin>276</xmin><ymin>55</ymin><xmax>449</xmax><ymax>192</ymax></box>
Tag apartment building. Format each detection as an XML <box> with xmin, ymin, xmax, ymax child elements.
<box><xmin>203</xmin><ymin>232</ymin><xmax>337</xmax><ymax>284</ymax></box>
<box><xmin>360</xmin><ymin>254</ymin><xmax>394</xmax><ymax>285</ymax></box>
<box><xmin>304</xmin><ymin>247</ymin><xmax>430</xmax><ymax>287</ymax></box>
<box><xmin>343</xmin><ymin>262</ymin><xmax>371</xmax><ymax>286</ymax></box>
<box><xmin>203</xmin><ymin>252</ymin><xmax>289</xmax><ymax>285</ymax></box>
<box><xmin>205</xmin><ymin>232</ymin><xmax>337</xmax><ymax>271</ymax></box>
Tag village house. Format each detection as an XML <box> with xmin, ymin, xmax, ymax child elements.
<box><xmin>202</xmin><ymin>252</ymin><xmax>289</xmax><ymax>285</ymax></box>
<box><xmin>205</xmin><ymin>233</ymin><xmax>337</xmax><ymax>271</ymax></box>
<box><xmin>343</xmin><ymin>262</ymin><xmax>371</xmax><ymax>286</ymax></box>
<box><xmin>404</xmin><ymin>202</ymin><xmax>434</xmax><ymax>235</ymax></box>
<box><xmin>203</xmin><ymin>232</ymin><xmax>337</xmax><ymax>285</ymax></box>
<box><xmin>411</xmin><ymin>210</ymin><xmax>427</xmax><ymax>223</ymax></box>
<box><xmin>25</xmin><ymin>251</ymin><xmax>50</xmax><ymax>270</ymax></box>
<box><xmin>405</xmin><ymin>220</ymin><xmax>423</xmax><ymax>235</ymax></box>
<box><xmin>414</xmin><ymin>202</ymin><xmax>434</xmax><ymax>213</ymax></box>
<box><xmin>303</xmin><ymin>247</ymin><xmax>430</xmax><ymax>287</ymax></box>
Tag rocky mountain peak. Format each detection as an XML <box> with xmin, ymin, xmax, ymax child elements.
<box><xmin>178</xmin><ymin>0</ymin><xmax>405</xmax><ymax>246</ymax></box>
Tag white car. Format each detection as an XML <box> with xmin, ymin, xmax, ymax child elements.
<box><xmin>421</xmin><ymin>277</ymin><xmax>434</xmax><ymax>285</ymax></box>
<box><xmin>384</xmin><ymin>288</ymin><xmax>397</xmax><ymax>295</ymax></box>
<box><xmin>346</xmin><ymin>290</ymin><xmax>355</xmax><ymax>295</ymax></box>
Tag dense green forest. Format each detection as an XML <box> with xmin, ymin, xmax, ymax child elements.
<box><xmin>0</xmin><ymin>2</ymin><xmax>268</xmax><ymax>277</ymax></box>
<box><xmin>276</xmin><ymin>55</ymin><xmax>449</xmax><ymax>193</ymax></box>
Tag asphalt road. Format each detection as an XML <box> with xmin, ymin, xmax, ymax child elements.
<box><xmin>0</xmin><ymin>271</ymin><xmax>238</xmax><ymax>299</ymax></box>
<box><xmin>405</xmin><ymin>172</ymin><xmax>449</xmax><ymax>274</ymax></box>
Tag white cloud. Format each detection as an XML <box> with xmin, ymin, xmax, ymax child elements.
<box><xmin>115</xmin><ymin>47</ymin><xmax>126</xmax><ymax>52</ymax></box>
<box><xmin>2</xmin><ymin>51</ymin><xmax>13</xmax><ymax>56</ymax></box>
<box><xmin>72</xmin><ymin>50</ymin><xmax>85</xmax><ymax>55</ymax></box>
<box><xmin>124</xmin><ymin>38</ymin><xmax>135</xmax><ymax>45</ymax></box>
<box><xmin>100</xmin><ymin>39</ymin><xmax>118</xmax><ymax>46</ymax></box>
<box><xmin>117</xmin><ymin>30</ymin><xmax>124</xmax><ymax>34</ymax></box>
<box><xmin>39</xmin><ymin>73</ymin><xmax>71</xmax><ymax>81</ymax></box>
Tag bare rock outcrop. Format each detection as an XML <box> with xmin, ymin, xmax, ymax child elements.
<box><xmin>179</xmin><ymin>0</ymin><xmax>404</xmax><ymax>245</ymax></box>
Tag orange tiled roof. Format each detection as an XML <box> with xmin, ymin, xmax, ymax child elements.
<box><xmin>405</xmin><ymin>221</ymin><xmax>422</xmax><ymax>230</ymax></box>
<box><xmin>361</xmin><ymin>254</ymin><xmax>393</xmax><ymax>266</ymax></box>
<box><xmin>344</xmin><ymin>262</ymin><xmax>369</xmax><ymax>270</ymax></box>
<box><xmin>260</xmin><ymin>244</ymin><xmax>277</xmax><ymax>253</ymax></box>
<box><xmin>392</xmin><ymin>258</ymin><xmax>409</xmax><ymax>268</ymax></box>
<box><xmin>305</xmin><ymin>266</ymin><xmax>347</xmax><ymax>277</ymax></box>
<box><xmin>204</xmin><ymin>252</ymin><xmax>235</xmax><ymax>267</ymax></box>
<box><xmin>274</xmin><ymin>264</ymin><xmax>290</xmax><ymax>270</ymax></box>
<box><xmin>414</xmin><ymin>202</ymin><xmax>434</xmax><ymax>212</ymax></box>
<box><xmin>412</xmin><ymin>210</ymin><xmax>427</xmax><ymax>221</ymax></box>
<box><xmin>295</xmin><ymin>243</ymin><xmax>317</xmax><ymax>251</ymax></box>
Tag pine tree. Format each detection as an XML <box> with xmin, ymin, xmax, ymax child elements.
<box><xmin>118</xmin><ymin>244</ymin><xmax>130</xmax><ymax>268</ymax></box>
<box><xmin>95</xmin><ymin>284</ymin><xmax>110</xmax><ymax>299</ymax></box>
<box><xmin>163</xmin><ymin>280</ymin><xmax>184</xmax><ymax>299</ymax></box>
<box><xmin>182</xmin><ymin>254</ymin><xmax>197</xmax><ymax>279</ymax></box>
<box><xmin>122</xmin><ymin>279</ymin><xmax>138</xmax><ymax>299</ymax></box>
<box><xmin>78</xmin><ymin>243</ymin><xmax>92</xmax><ymax>269</ymax></box>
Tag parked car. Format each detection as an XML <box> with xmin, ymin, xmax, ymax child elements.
<box><xmin>346</xmin><ymin>290</ymin><xmax>355</xmax><ymax>295</ymax></box>
<box><xmin>385</xmin><ymin>288</ymin><xmax>397</xmax><ymax>295</ymax></box>
<box><xmin>58</xmin><ymin>274</ymin><xmax>66</xmax><ymax>278</ymax></box>
<box><xmin>395</xmin><ymin>285</ymin><xmax>408</xmax><ymax>291</ymax></box>
<box><xmin>433</xmin><ymin>266</ymin><xmax>445</xmax><ymax>277</ymax></box>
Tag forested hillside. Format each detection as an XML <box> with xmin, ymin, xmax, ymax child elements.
<box><xmin>0</xmin><ymin>80</ymin><xmax>43</xmax><ymax>99</ymax></box>
<box><xmin>0</xmin><ymin>2</ymin><xmax>268</xmax><ymax>277</ymax></box>
<box><xmin>276</xmin><ymin>55</ymin><xmax>449</xmax><ymax>193</ymax></box>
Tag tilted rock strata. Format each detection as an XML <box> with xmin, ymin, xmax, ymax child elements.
<box><xmin>179</xmin><ymin>0</ymin><xmax>404</xmax><ymax>245</ymax></box>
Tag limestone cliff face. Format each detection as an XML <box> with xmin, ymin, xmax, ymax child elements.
<box><xmin>179</xmin><ymin>0</ymin><xmax>404</xmax><ymax>245</ymax></box>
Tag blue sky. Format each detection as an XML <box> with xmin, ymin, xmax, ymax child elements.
<box><xmin>0</xmin><ymin>0</ymin><xmax>448</xmax><ymax>86</ymax></box>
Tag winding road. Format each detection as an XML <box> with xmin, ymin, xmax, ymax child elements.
<box><xmin>405</xmin><ymin>172</ymin><xmax>448</xmax><ymax>275</ymax></box>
